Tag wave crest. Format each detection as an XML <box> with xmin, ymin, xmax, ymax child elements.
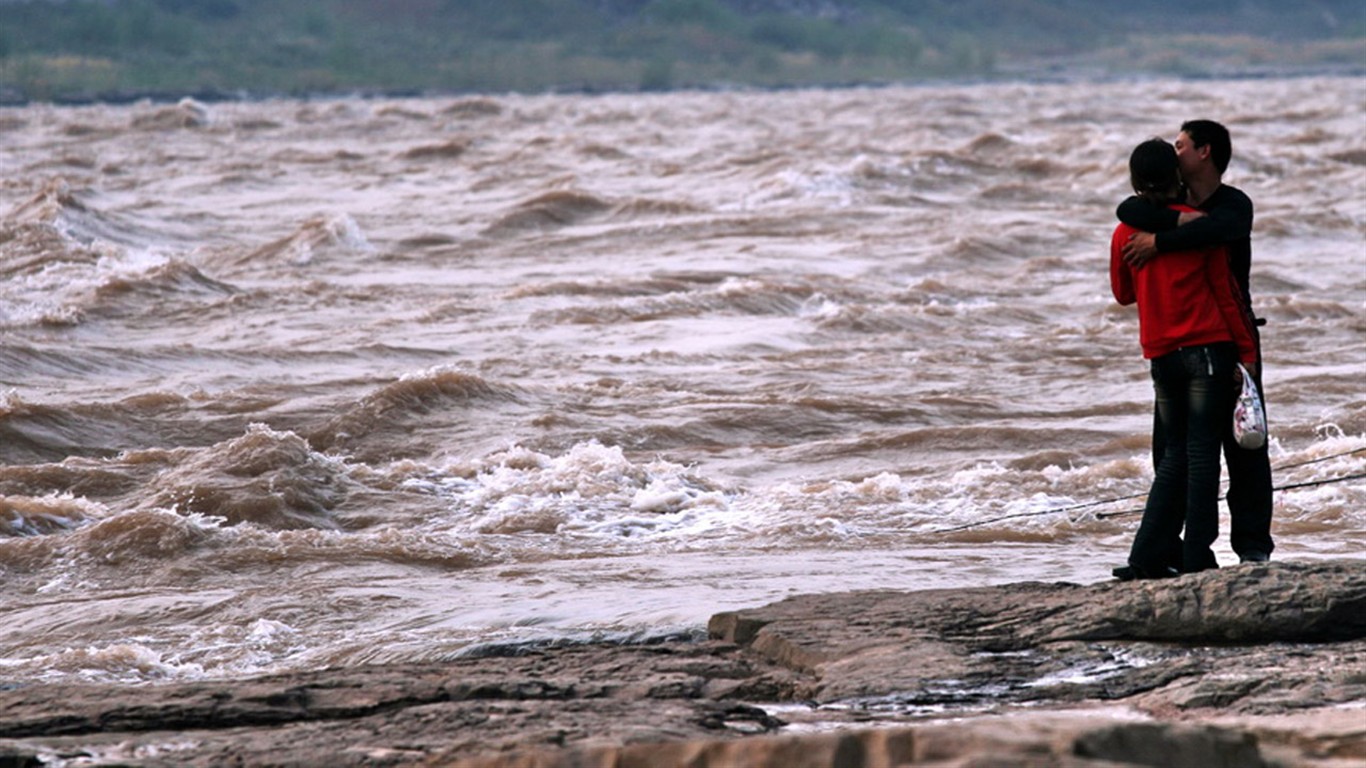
<box><xmin>400</xmin><ymin>138</ymin><xmax>471</xmax><ymax>160</ymax></box>
<box><xmin>130</xmin><ymin>98</ymin><xmax>211</xmax><ymax>131</ymax></box>
<box><xmin>142</xmin><ymin>425</ymin><xmax>349</xmax><ymax>530</ymax></box>
<box><xmin>309</xmin><ymin>369</ymin><xmax>518</xmax><ymax>454</ymax></box>
<box><xmin>0</xmin><ymin>493</ymin><xmax>99</xmax><ymax>537</ymax></box>
<box><xmin>73</xmin><ymin>507</ymin><xmax>222</xmax><ymax>563</ymax></box>
<box><xmin>238</xmin><ymin>214</ymin><xmax>375</xmax><ymax>266</ymax></box>
<box><xmin>483</xmin><ymin>190</ymin><xmax>612</xmax><ymax>236</ymax></box>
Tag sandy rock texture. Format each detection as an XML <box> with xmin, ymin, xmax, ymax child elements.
<box><xmin>1</xmin><ymin>559</ymin><xmax>1363</xmax><ymax>767</ymax></box>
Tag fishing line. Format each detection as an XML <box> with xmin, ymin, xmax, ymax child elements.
<box><xmin>925</xmin><ymin>445</ymin><xmax>1366</xmax><ymax>534</ymax></box>
<box><xmin>1095</xmin><ymin>470</ymin><xmax>1366</xmax><ymax>520</ymax></box>
<box><xmin>1267</xmin><ymin>445</ymin><xmax>1366</xmax><ymax>473</ymax></box>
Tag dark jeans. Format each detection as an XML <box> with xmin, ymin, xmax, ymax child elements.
<box><xmin>1150</xmin><ymin>355</ymin><xmax>1275</xmax><ymax>560</ymax></box>
<box><xmin>1129</xmin><ymin>343</ymin><xmax>1238</xmax><ymax>574</ymax></box>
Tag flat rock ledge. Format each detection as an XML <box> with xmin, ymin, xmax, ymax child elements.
<box><xmin>2</xmin><ymin>559</ymin><xmax>1364</xmax><ymax>767</ymax></box>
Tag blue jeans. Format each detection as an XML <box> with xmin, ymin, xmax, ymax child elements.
<box><xmin>1129</xmin><ymin>343</ymin><xmax>1237</xmax><ymax>574</ymax></box>
<box><xmin>1150</xmin><ymin>336</ymin><xmax>1274</xmax><ymax>560</ymax></box>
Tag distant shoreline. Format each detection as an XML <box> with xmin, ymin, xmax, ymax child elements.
<box><xmin>4</xmin><ymin>63</ymin><xmax>1363</xmax><ymax>109</ymax></box>
<box><xmin>4</xmin><ymin>0</ymin><xmax>1359</xmax><ymax>109</ymax></box>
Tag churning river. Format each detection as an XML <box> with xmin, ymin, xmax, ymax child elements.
<box><xmin>1</xmin><ymin>75</ymin><xmax>1363</xmax><ymax>684</ymax></box>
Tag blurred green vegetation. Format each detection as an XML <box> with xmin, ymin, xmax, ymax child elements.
<box><xmin>0</xmin><ymin>0</ymin><xmax>1360</xmax><ymax>102</ymax></box>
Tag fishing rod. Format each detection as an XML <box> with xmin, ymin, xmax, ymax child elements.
<box><xmin>926</xmin><ymin>446</ymin><xmax>1366</xmax><ymax>534</ymax></box>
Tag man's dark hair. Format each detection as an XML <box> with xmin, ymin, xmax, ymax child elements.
<box><xmin>1129</xmin><ymin>138</ymin><xmax>1180</xmax><ymax>201</ymax></box>
<box><xmin>1181</xmin><ymin>119</ymin><xmax>1232</xmax><ymax>174</ymax></box>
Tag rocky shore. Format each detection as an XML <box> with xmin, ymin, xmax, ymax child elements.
<box><xmin>2</xmin><ymin>559</ymin><xmax>1363</xmax><ymax>767</ymax></box>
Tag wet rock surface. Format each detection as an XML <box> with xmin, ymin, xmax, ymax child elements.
<box><xmin>2</xmin><ymin>559</ymin><xmax>1364</xmax><ymax>767</ymax></box>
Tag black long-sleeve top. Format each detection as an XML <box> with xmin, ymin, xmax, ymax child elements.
<box><xmin>1116</xmin><ymin>184</ymin><xmax>1256</xmax><ymax>314</ymax></box>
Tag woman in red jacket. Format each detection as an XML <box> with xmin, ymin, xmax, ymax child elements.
<box><xmin>1110</xmin><ymin>138</ymin><xmax>1259</xmax><ymax>579</ymax></box>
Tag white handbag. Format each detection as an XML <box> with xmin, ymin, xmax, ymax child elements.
<box><xmin>1233</xmin><ymin>363</ymin><xmax>1267</xmax><ymax>450</ymax></box>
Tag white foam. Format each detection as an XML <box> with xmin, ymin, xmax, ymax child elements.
<box><xmin>0</xmin><ymin>244</ymin><xmax>179</xmax><ymax>328</ymax></box>
<box><xmin>0</xmin><ymin>643</ymin><xmax>207</xmax><ymax>683</ymax></box>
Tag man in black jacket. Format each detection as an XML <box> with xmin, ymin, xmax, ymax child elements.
<box><xmin>1116</xmin><ymin>119</ymin><xmax>1274</xmax><ymax>564</ymax></box>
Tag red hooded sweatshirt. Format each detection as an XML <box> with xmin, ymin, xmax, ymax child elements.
<box><xmin>1110</xmin><ymin>204</ymin><xmax>1258</xmax><ymax>367</ymax></box>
